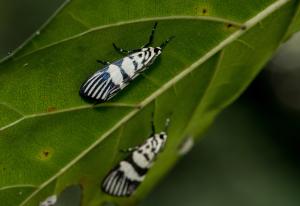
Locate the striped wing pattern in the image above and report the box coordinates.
[102,166,139,197]
[79,69,119,102]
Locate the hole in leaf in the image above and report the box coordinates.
[57,185,82,206]
[102,201,118,206]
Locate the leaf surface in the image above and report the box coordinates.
[0,0,299,205]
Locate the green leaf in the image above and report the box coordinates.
[0,0,299,205]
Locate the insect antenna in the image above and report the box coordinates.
[160,36,175,50]
[150,112,156,136]
[143,22,158,48]
[164,117,171,134]
[96,60,110,66]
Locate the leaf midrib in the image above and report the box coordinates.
[10,0,290,204]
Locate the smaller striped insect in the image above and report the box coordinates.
[101,116,170,197]
[79,22,174,102]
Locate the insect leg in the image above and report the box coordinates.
[113,43,142,54]
[112,43,131,54]
[142,22,158,48]
[160,36,175,50]
[113,43,141,54]
[96,60,111,65]
[112,22,157,53]
[120,147,139,153]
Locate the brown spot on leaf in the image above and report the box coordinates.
[241,25,247,30]
[202,8,207,14]
[37,147,53,160]
[227,24,233,28]
[43,151,49,157]
[224,23,240,31]
[47,106,57,112]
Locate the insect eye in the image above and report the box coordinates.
[159,134,165,140]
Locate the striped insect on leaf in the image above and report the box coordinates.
[102,117,170,197]
[79,22,174,102]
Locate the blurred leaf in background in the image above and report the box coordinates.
[142,32,300,206]
[0,0,65,58]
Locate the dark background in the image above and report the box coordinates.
[1,1,300,205]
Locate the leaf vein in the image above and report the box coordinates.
[14,15,242,61]
[0,184,37,191]
[0,103,139,132]
[0,102,25,116]
[68,11,91,29]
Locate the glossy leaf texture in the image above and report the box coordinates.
[0,0,300,205]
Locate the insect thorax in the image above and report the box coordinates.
[129,47,161,71]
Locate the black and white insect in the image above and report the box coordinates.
[79,22,174,102]
[101,117,170,197]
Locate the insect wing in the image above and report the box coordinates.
[102,165,139,197]
[79,69,116,102]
